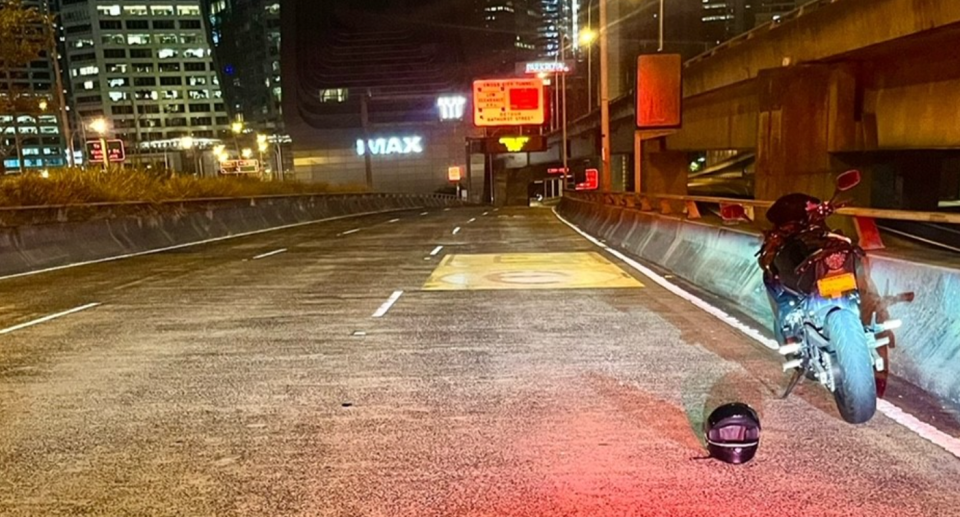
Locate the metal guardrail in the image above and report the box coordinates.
[566,191,960,251]
[686,0,842,67]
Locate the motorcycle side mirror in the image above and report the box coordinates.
[836,170,861,192]
[720,203,747,221]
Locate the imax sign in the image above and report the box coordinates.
[356,136,424,156]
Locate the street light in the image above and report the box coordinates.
[241,148,253,159]
[580,27,598,112]
[179,135,195,150]
[88,117,110,171]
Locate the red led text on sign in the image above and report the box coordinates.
[576,169,599,191]
[86,139,126,163]
[473,78,546,127]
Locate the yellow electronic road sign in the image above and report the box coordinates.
[423,252,644,291]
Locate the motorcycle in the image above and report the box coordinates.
[759,170,900,424]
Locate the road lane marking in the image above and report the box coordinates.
[421,212,428,216]
[0,210,409,283]
[553,207,960,461]
[444,208,450,211]
[423,252,642,291]
[452,227,461,235]
[482,212,489,216]
[372,291,404,318]
[252,248,287,260]
[340,228,360,236]
[388,218,400,223]
[430,246,444,256]
[468,218,476,223]
[0,303,101,336]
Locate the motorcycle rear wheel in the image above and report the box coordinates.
[826,310,877,424]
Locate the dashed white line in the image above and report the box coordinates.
[0,303,101,336]
[553,207,960,461]
[252,248,287,260]
[340,228,360,236]
[372,291,404,318]
[388,218,400,223]
[482,211,489,216]
[430,245,444,256]
[467,218,477,223]
[444,208,451,211]
[420,212,429,216]
[452,227,461,235]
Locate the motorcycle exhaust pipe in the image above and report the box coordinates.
[782,359,803,372]
[778,343,802,356]
[878,319,902,332]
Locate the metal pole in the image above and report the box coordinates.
[100,136,108,171]
[361,93,373,189]
[587,0,593,112]
[658,0,665,52]
[599,0,612,191]
[47,23,74,167]
[561,16,569,178]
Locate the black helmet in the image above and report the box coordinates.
[767,193,821,227]
[704,403,761,464]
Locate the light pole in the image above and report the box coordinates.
[231,120,243,155]
[89,117,109,171]
[599,0,611,191]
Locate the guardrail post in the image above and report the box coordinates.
[854,217,885,251]
[685,200,701,220]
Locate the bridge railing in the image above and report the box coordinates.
[686,0,842,67]
[565,190,960,251]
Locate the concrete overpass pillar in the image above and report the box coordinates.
[639,136,688,212]
[755,64,863,203]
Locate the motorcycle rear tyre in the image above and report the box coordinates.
[826,310,877,424]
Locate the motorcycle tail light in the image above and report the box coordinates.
[824,252,848,271]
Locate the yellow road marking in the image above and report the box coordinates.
[423,252,644,291]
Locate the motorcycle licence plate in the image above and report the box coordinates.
[818,273,857,298]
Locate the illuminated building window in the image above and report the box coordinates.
[320,88,348,103]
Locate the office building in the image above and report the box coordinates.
[283,0,481,193]
[58,0,230,159]
[202,0,282,131]
[0,0,67,172]
[701,0,798,45]
[473,0,540,72]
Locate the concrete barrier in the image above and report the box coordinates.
[0,193,458,278]
[560,195,960,407]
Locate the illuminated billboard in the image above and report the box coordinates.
[473,78,546,127]
[636,54,682,130]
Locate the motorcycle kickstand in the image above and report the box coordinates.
[781,369,804,399]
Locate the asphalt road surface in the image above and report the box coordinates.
[1,207,959,516]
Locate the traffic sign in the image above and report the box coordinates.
[220,159,260,175]
[575,168,599,190]
[636,54,682,129]
[482,135,547,154]
[86,139,125,163]
[473,78,546,127]
[448,166,462,182]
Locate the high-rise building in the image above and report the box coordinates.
[57,0,230,160]
[473,0,540,71]
[201,0,282,131]
[701,0,798,45]
[0,0,66,172]
[701,0,752,45]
